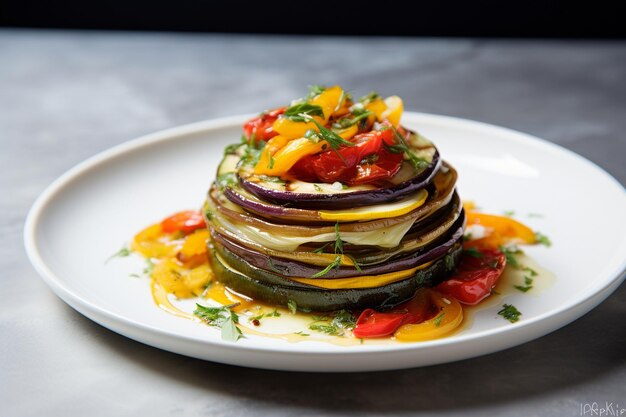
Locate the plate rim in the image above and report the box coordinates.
[24,111,626,358]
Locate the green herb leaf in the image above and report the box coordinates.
[106,246,131,263]
[313,184,323,192]
[257,175,285,184]
[498,304,522,323]
[332,109,372,129]
[386,127,430,171]
[306,85,325,99]
[434,312,445,327]
[312,243,330,254]
[294,331,310,336]
[503,210,515,217]
[216,172,238,190]
[309,255,342,278]
[359,91,380,104]
[334,222,344,254]
[267,258,282,274]
[287,300,298,314]
[535,232,552,247]
[308,309,356,336]
[499,246,522,269]
[523,266,538,277]
[284,102,325,122]
[221,315,243,341]
[301,116,354,154]
[464,247,484,258]
[223,143,241,156]
[249,309,281,322]
[194,303,244,342]
[514,276,534,293]
[345,254,363,273]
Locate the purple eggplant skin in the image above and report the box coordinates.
[238,151,441,210]
[212,209,465,279]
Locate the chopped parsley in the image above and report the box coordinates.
[359,91,380,105]
[106,246,131,263]
[294,331,310,336]
[535,232,552,247]
[524,266,538,277]
[302,116,354,155]
[385,127,429,171]
[497,304,522,323]
[216,172,237,190]
[514,275,534,293]
[194,303,244,342]
[434,312,445,327]
[306,85,325,99]
[309,310,356,336]
[248,309,281,323]
[464,247,484,259]
[499,245,523,269]
[332,108,372,130]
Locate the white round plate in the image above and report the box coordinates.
[24,112,626,372]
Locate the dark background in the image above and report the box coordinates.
[1,0,625,37]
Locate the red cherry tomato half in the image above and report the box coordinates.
[289,128,402,185]
[161,210,206,235]
[243,107,286,142]
[353,289,440,338]
[353,309,414,338]
[436,248,507,305]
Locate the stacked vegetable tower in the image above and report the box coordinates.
[204,86,465,312]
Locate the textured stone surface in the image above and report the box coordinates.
[2,29,625,417]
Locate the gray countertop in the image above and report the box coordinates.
[2,30,625,417]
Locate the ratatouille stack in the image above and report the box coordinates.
[204,86,465,312]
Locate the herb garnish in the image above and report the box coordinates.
[498,304,522,323]
[248,309,281,323]
[309,255,342,278]
[309,310,356,336]
[312,243,330,254]
[267,155,275,169]
[284,103,325,122]
[332,108,372,129]
[385,127,429,171]
[313,184,323,192]
[503,210,515,217]
[499,245,523,269]
[306,85,325,99]
[194,303,244,341]
[106,246,131,263]
[464,247,484,259]
[535,232,552,247]
[223,142,241,156]
[302,115,354,156]
[514,276,534,293]
[287,300,298,314]
[359,91,380,105]
[334,222,344,254]
[434,312,445,327]
[216,172,237,190]
[294,331,310,336]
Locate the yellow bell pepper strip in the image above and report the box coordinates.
[152,258,213,298]
[253,138,328,176]
[394,290,463,341]
[255,135,290,173]
[381,95,403,127]
[365,97,387,120]
[334,124,359,140]
[131,223,180,259]
[272,117,321,140]
[310,85,345,120]
[465,212,536,249]
[177,229,210,267]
